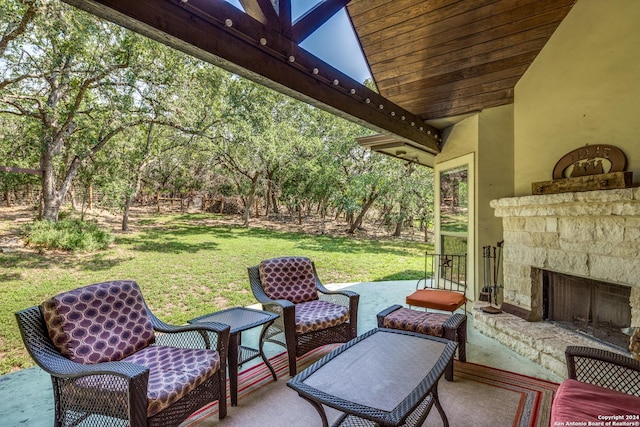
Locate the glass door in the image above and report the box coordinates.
[435,153,475,300]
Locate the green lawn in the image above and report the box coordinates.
[0,212,431,375]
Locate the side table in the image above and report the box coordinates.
[189,306,279,406]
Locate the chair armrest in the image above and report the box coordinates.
[565,345,640,396]
[376,304,404,327]
[34,345,148,382]
[317,284,358,306]
[149,312,229,335]
[147,310,230,354]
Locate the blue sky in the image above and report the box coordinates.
[225,0,371,83]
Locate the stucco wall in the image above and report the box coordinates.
[435,106,514,299]
[478,104,514,254]
[514,0,640,196]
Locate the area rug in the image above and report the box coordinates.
[182,347,559,427]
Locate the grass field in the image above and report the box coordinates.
[0,211,431,375]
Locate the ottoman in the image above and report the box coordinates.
[377,304,466,363]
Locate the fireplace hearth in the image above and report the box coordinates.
[542,270,631,350]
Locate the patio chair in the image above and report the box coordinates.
[247,256,359,376]
[550,346,640,424]
[406,253,468,313]
[15,280,230,427]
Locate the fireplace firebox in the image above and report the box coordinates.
[542,270,631,349]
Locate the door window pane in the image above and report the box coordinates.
[440,167,468,233]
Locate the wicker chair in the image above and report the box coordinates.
[15,280,230,427]
[550,345,640,424]
[248,256,359,376]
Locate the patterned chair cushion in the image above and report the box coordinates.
[74,346,221,418]
[382,307,451,337]
[41,280,155,364]
[124,346,221,417]
[295,300,349,335]
[259,257,319,304]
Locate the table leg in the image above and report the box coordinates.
[445,357,454,381]
[259,320,278,381]
[299,394,329,427]
[228,332,239,406]
[432,386,450,427]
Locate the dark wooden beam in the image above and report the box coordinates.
[0,166,44,175]
[292,0,349,43]
[278,0,292,39]
[238,0,279,31]
[61,0,441,152]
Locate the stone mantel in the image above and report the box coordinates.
[489,187,640,327]
[491,187,640,217]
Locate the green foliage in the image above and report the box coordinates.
[21,219,114,252]
[0,1,436,240]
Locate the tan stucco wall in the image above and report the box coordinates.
[478,104,514,254]
[438,115,478,163]
[514,0,640,196]
[435,105,514,300]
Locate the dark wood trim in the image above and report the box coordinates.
[278,0,292,39]
[238,0,279,30]
[0,166,44,175]
[62,0,441,152]
[292,0,349,43]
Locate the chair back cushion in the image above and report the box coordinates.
[258,257,319,304]
[41,280,155,364]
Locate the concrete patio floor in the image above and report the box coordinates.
[0,280,562,426]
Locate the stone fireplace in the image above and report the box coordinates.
[473,188,640,377]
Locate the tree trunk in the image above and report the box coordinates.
[348,192,378,233]
[393,217,404,237]
[88,184,93,209]
[122,152,149,232]
[243,171,260,227]
[122,195,132,231]
[40,135,83,222]
[271,192,279,214]
[265,174,272,217]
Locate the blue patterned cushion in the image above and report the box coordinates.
[41,280,155,364]
[294,300,349,334]
[259,257,319,304]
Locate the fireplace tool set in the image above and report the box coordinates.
[481,240,503,314]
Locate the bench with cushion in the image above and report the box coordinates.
[406,253,468,313]
[377,304,466,364]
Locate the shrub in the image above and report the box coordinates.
[22,219,114,252]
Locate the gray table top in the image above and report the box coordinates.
[287,328,457,426]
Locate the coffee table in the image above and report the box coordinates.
[287,328,457,427]
[189,306,279,406]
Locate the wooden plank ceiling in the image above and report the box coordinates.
[347,0,577,121]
